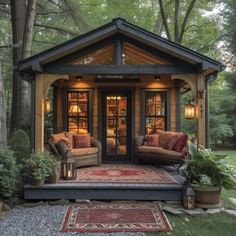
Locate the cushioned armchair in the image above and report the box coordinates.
[49,136,102,168]
[135,130,188,165]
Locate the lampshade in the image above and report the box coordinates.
[45,98,52,113]
[184,101,196,119]
[69,103,81,113]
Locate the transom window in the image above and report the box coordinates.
[145,92,166,134]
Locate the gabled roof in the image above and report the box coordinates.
[19,18,223,73]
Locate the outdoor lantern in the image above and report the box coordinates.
[183,186,195,209]
[45,98,52,113]
[184,101,196,119]
[61,161,77,180]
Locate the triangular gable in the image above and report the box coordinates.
[18,18,223,74]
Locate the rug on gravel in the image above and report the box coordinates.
[59,164,176,184]
[60,203,172,233]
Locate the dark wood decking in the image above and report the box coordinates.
[24,165,186,201]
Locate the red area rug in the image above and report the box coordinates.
[59,164,176,184]
[61,203,172,233]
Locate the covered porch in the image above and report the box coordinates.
[19,18,223,200]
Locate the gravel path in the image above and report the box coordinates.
[0,205,145,236]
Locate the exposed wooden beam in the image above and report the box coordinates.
[43,64,198,75]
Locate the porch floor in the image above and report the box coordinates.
[24,164,186,201]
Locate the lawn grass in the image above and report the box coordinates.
[155,213,236,236]
[215,150,236,210]
[148,150,236,236]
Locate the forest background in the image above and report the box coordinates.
[0,0,235,148]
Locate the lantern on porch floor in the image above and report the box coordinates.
[183,186,195,209]
[184,101,196,119]
[61,161,77,180]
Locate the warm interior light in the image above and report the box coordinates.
[154,75,160,81]
[69,103,81,114]
[184,101,196,119]
[45,98,51,113]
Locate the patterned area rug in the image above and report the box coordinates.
[59,164,176,184]
[61,203,172,233]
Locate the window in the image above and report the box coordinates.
[67,92,89,134]
[144,92,166,134]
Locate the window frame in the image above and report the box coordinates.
[140,89,170,135]
[63,89,93,135]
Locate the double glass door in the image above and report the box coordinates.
[102,92,131,162]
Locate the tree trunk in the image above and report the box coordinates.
[10,0,26,133]
[10,0,36,134]
[0,62,7,147]
[21,0,36,131]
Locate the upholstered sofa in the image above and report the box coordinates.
[48,132,102,168]
[135,130,188,165]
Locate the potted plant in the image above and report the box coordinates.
[25,151,54,186]
[180,142,236,208]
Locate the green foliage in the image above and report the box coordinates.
[180,143,236,189]
[25,151,55,185]
[9,129,31,163]
[0,148,18,199]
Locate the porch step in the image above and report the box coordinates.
[24,183,184,201]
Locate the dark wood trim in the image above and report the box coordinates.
[62,88,93,136]
[140,89,170,135]
[176,87,181,131]
[44,64,197,75]
[114,38,123,65]
[24,183,184,200]
[95,78,140,83]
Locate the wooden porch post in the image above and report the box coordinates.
[196,73,206,147]
[34,74,68,151]
[172,74,207,147]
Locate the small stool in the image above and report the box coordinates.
[61,160,77,180]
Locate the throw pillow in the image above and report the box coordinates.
[65,132,74,148]
[145,134,159,147]
[61,137,72,151]
[51,132,65,144]
[174,134,188,152]
[74,134,91,148]
[163,134,181,150]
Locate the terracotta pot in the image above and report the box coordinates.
[193,185,222,209]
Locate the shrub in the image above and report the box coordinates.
[9,129,30,164]
[0,148,18,199]
[25,151,55,185]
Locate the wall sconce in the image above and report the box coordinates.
[61,161,77,180]
[154,75,160,81]
[184,100,196,119]
[183,186,195,209]
[45,98,52,113]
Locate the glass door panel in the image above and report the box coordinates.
[103,93,131,162]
